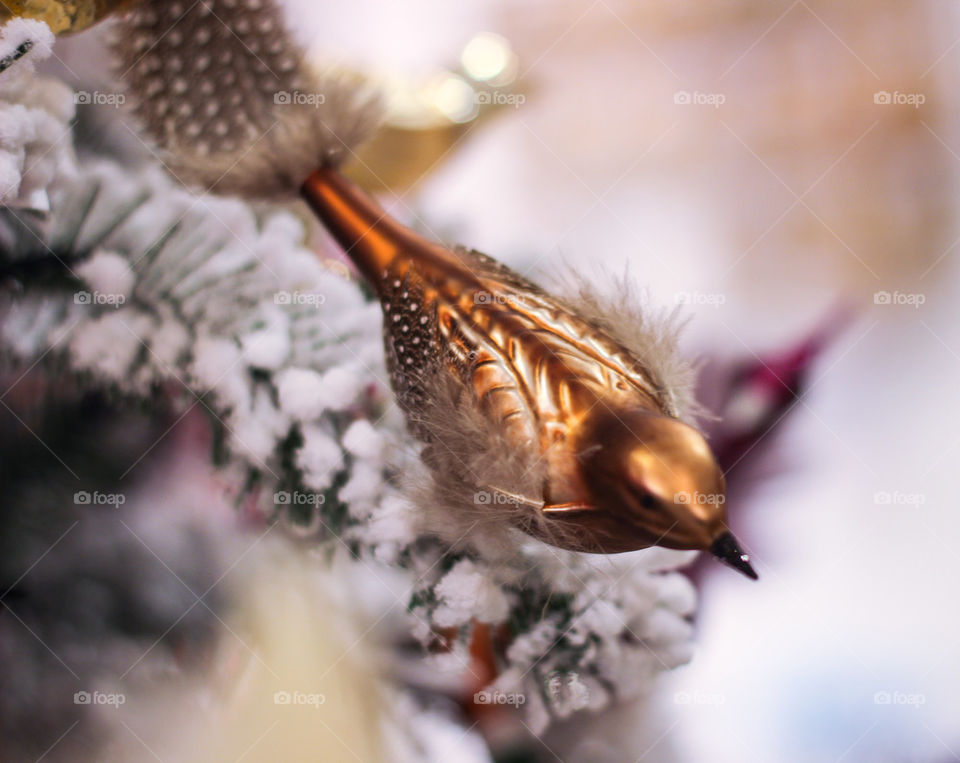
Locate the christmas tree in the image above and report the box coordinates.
[0,8,813,762]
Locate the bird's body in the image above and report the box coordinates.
[304,172,650,504]
[377,244,666,520]
[302,168,757,578]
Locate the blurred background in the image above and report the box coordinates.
[4,0,960,761]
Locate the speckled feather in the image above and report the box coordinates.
[112,0,380,198]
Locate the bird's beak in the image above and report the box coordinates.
[710,532,758,580]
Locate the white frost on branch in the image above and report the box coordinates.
[298,424,345,491]
[0,55,702,741]
[276,367,327,420]
[0,19,76,210]
[342,418,385,462]
[2,153,394,490]
[411,543,699,734]
[432,559,511,628]
[75,250,135,299]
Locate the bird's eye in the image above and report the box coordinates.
[638,492,657,510]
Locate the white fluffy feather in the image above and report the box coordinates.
[552,268,703,423]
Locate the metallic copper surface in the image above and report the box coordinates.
[302,168,756,578]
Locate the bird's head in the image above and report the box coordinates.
[574,406,757,579]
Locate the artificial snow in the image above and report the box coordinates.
[342,418,385,462]
[432,559,511,627]
[276,366,327,421]
[297,424,344,491]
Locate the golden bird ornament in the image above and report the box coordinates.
[302,169,757,579]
